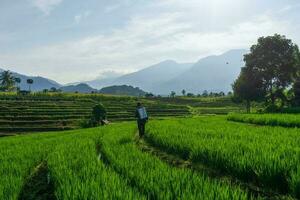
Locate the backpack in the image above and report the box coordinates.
[137,107,148,120]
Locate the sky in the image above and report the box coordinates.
[0,0,300,84]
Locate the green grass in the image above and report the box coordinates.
[47,128,144,199]
[0,120,258,199]
[146,116,300,198]
[227,113,300,128]
[99,123,252,200]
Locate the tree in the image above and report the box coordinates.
[202,90,208,97]
[293,77,300,106]
[50,87,57,92]
[181,89,186,96]
[145,93,155,98]
[187,93,194,97]
[0,71,16,92]
[14,77,21,91]
[233,67,265,113]
[26,79,34,92]
[170,91,176,98]
[244,34,300,105]
[92,104,106,125]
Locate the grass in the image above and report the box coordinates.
[227,113,300,128]
[146,116,300,198]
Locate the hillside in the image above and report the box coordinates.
[111,60,193,92]
[99,85,147,96]
[84,50,247,95]
[0,68,61,91]
[60,83,98,93]
[156,49,248,94]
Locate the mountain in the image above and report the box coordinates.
[96,60,193,91]
[99,85,147,96]
[0,68,61,91]
[156,49,248,94]
[60,83,97,93]
[87,50,246,95]
[85,77,116,89]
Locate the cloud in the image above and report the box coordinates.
[1,0,297,84]
[74,11,91,24]
[104,4,121,13]
[31,0,63,15]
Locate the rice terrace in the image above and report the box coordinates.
[1,1,300,200]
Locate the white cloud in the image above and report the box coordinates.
[104,4,121,13]
[31,0,63,15]
[74,11,91,24]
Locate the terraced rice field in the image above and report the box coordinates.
[0,94,190,133]
[1,115,299,199]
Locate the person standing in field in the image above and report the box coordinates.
[135,102,148,137]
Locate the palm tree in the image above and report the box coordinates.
[14,77,21,91]
[26,79,34,92]
[0,70,16,92]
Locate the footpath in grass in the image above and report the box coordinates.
[0,132,72,200]
[146,116,300,199]
[227,113,300,128]
[0,128,143,200]
[18,162,55,200]
[98,123,255,200]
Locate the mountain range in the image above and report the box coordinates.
[85,49,247,94]
[0,49,247,95]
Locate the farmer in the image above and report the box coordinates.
[135,102,148,137]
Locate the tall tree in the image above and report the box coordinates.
[26,79,34,92]
[170,91,176,98]
[293,77,300,106]
[244,34,300,105]
[0,70,16,92]
[181,89,186,96]
[14,77,21,91]
[233,67,265,113]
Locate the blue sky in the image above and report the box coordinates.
[0,0,300,83]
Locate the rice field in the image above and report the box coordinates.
[2,113,298,199]
[227,113,300,128]
[146,116,300,198]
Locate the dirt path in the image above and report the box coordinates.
[135,134,295,200]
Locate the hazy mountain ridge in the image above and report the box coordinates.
[88,49,247,94]
[157,49,248,94]
[60,83,98,93]
[1,49,248,94]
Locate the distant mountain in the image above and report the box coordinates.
[60,83,97,93]
[99,85,146,96]
[112,60,193,92]
[85,77,116,89]
[86,50,247,95]
[156,49,248,94]
[0,68,61,91]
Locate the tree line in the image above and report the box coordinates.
[0,71,34,92]
[233,34,300,113]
